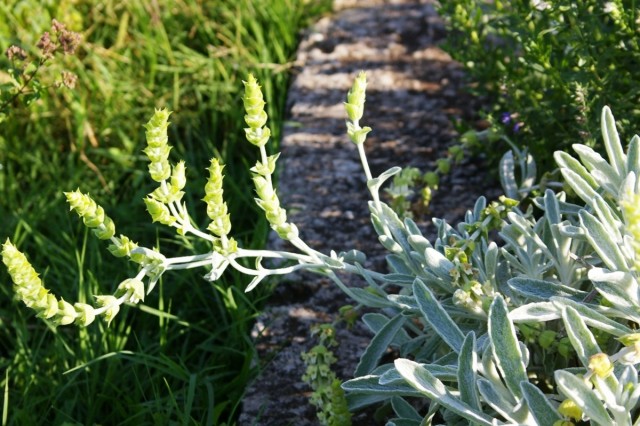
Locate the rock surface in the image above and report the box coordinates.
[239,1,501,424]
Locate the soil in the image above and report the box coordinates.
[238,1,502,424]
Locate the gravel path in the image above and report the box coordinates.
[239,1,501,424]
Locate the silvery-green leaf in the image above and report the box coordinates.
[380,235,403,253]
[601,106,626,177]
[555,151,599,190]
[573,144,621,190]
[509,302,560,322]
[339,249,367,264]
[407,235,432,256]
[557,222,585,238]
[579,210,629,271]
[363,313,411,346]
[342,374,422,397]
[355,314,406,376]
[500,150,519,200]
[391,396,422,421]
[508,277,589,301]
[349,287,394,308]
[627,135,640,175]
[379,364,458,384]
[387,294,419,313]
[404,216,423,236]
[384,273,416,285]
[387,254,414,275]
[589,269,640,311]
[560,168,598,206]
[424,248,455,281]
[484,242,499,286]
[550,297,632,336]
[562,306,601,367]
[520,381,561,425]
[394,359,494,426]
[458,332,481,411]
[592,195,623,240]
[489,295,527,400]
[544,189,561,225]
[386,419,421,426]
[555,370,614,425]
[476,379,517,422]
[413,278,464,353]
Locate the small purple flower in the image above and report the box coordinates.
[501,112,512,124]
[513,122,524,133]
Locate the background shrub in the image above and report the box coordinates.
[437,0,640,173]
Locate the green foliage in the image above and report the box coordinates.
[437,0,640,173]
[0,1,330,423]
[301,324,352,426]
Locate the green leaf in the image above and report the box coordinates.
[508,277,588,301]
[355,314,405,376]
[562,306,601,367]
[489,295,527,400]
[394,359,494,426]
[457,332,481,411]
[560,167,598,206]
[413,278,465,353]
[551,297,632,337]
[579,210,629,271]
[509,302,560,322]
[556,370,614,425]
[554,151,599,190]
[573,144,621,191]
[391,396,422,421]
[520,381,561,425]
[500,150,519,200]
[627,135,640,175]
[601,106,626,177]
[476,379,517,422]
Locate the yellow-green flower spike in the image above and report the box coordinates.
[242,74,271,147]
[65,190,115,239]
[345,71,367,122]
[204,158,232,237]
[621,190,640,271]
[144,197,176,226]
[345,71,372,145]
[143,109,172,182]
[252,175,298,240]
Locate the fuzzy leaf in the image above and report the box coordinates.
[458,332,481,411]
[390,396,422,421]
[508,277,588,301]
[394,359,494,426]
[489,295,527,400]
[561,168,598,206]
[500,150,519,199]
[627,135,640,174]
[509,302,560,322]
[579,210,629,271]
[556,370,614,425]
[413,278,465,353]
[355,314,405,377]
[520,381,561,425]
[476,379,517,422]
[562,306,601,368]
[601,106,626,177]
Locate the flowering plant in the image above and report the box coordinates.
[4,72,640,425]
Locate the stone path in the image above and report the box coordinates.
[239,1,501,424]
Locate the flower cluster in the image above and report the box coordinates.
[344,71,371,145]
[65,189,116,239]
[242,74,271,147]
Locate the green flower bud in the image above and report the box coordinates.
[588,353,613,378]
[143,144,172,163]
[64,190,115,239]
[74,303,96,326]
[117,278,145,304]
[242,74,271,147]
[95,295,120,326]
[558,399,582,420]
[144,197,176,225]
[148,159,171,182]
[144,108,171,148]
[436,158,451,174]
[38,293,59,319]
[170,160,187,190]
[108,235,139,259]
[55,299,77,325]
[244,127,271,147]
[204,158,232,238]
[345,71,367,122]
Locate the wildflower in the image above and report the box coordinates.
[588,353,614,378]
[5,45,27,61]
[558,398,582,420]
[620,190,640,270]
[204,158,232,238]
[61,71,78,89]
[242,74,270,147]
[501,112,512,124]
[37,32,55,58]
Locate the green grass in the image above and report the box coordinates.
[0,0,331,423]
